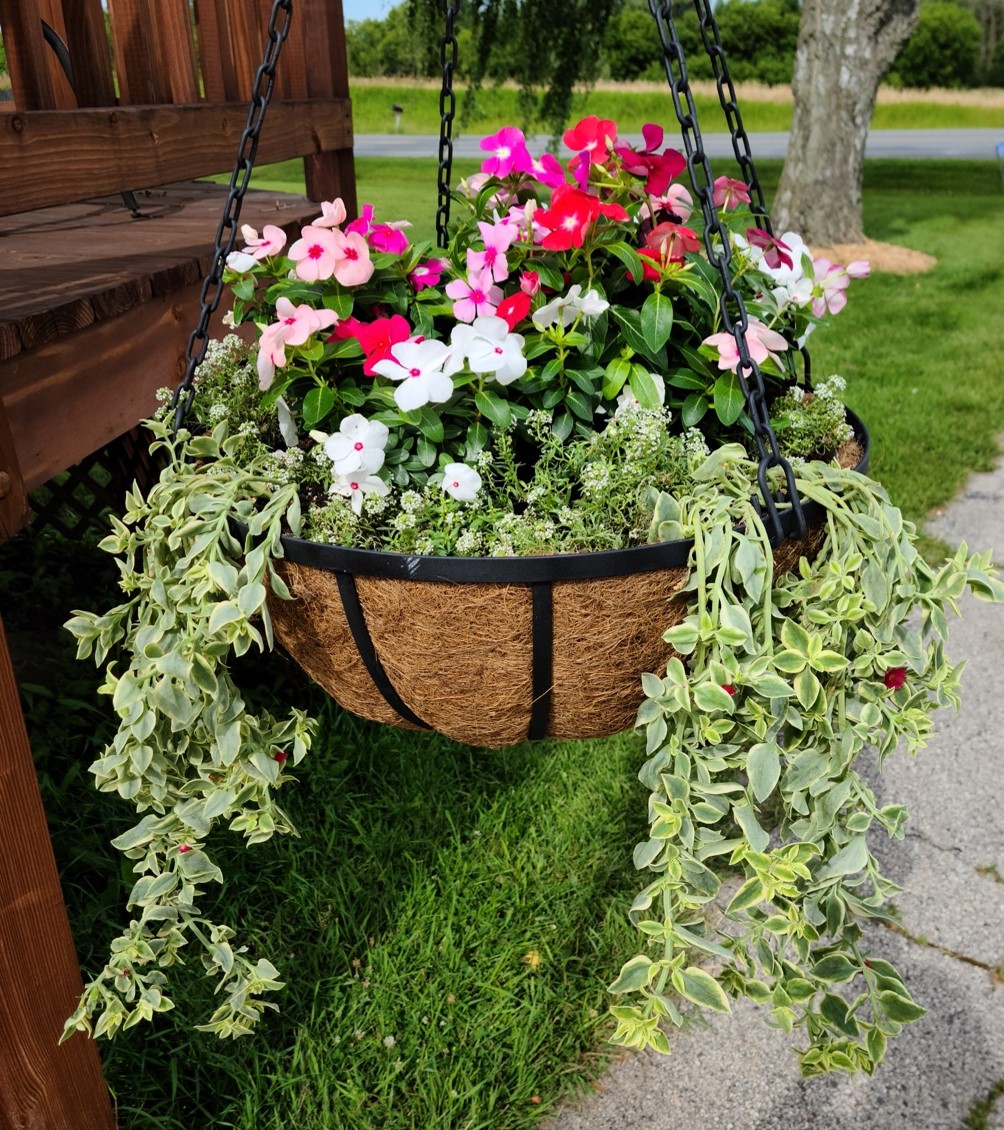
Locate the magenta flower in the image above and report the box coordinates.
[466,220,517,283]
[884,667,907,690]
[288,225,341,281]
[525,151,566,190]
[410,257,449,292]
[713,176,751,210]
[703,317,789,373]
[746,228,793,271]
[480,126,531,178]
[445,268,503,323]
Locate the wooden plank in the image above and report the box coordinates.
[0,0,57,109]
[1,281,224,490]
[0,612,116,1128]
[61,0,118,107]
[271,0,308,102]
[36,0,79,109]
[0,398,30,540]
[193,0,227,103]
[153,0,201,105]
[107,0,172,105]
[0,99,353,214]
[215,0,259,103]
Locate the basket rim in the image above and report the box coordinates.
[267,410,869,584]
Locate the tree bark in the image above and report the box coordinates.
[773,0,918,245]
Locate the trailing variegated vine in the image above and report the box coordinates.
[608,444,1004,1075]
[61,419,317,1042]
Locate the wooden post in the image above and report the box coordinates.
[0,611,116,1130]
[0,399,31,541]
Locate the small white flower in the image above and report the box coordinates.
[372,340,455,413]
[449,316,527,385]
[532,285,609,330]
[322,413,389,476]
[329,471,389,516]
[225,250,257,274]
[441,463,482,502]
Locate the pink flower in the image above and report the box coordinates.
[846,260,871,279]
[520,270,540,296]
[410,258,449,292]
[178,844,192,854]
[703,317,789,373]
[713,176,751,210]
[240,222,287,260]
[644,221,701,263]
[811,258,850,317]
[746,228,793,271]
[480,126,531,178]
[288,225,341,281]
[525,151,566,190]
[257,297,338,388]
[369,223,410,255]
[466,220,517,283]
[312,199,347,228]
[445,268,503,323]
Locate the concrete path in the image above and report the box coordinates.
[547,457,1004,1130]
[355,129,1004,162]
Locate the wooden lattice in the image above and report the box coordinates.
[29,426,162,539]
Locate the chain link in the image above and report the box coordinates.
[648,0,805,542]
[170,0,293,435]
[435,2,459,249]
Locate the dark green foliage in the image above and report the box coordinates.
[889,1,983,87]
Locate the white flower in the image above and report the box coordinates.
[322,413,389,476]
[449,316,527,385]
[441,463,482,502]
[372,340,455,413]
[329,471,389,516]
[276,396,298,448]
[531,285,609,330]
[225,250,257,273]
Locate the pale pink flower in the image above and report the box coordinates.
[441,463,482,502]
[811,258,850,317]
[466,221,517,283]
[329,229,375,287]
[712,176,751,210]
[288,225,341,281]
[445,268,503,323]
[256,297,338,389]
[703,317,789,373]
[639,183,694,226]
[312,199,348,228]
[846,260,871,279]
[240,222,287,259]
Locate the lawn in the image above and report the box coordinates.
[3,157,1004,1128]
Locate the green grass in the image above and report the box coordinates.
[5,158,1004,1127]
[348,81,1004,135]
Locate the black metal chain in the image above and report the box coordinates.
[435,1,459,249]
[648,0,805,544]
[170,0,293,435]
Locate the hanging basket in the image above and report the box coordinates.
[264,418,869,747]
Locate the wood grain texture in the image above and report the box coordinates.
[0,183,321,360]
[61,0,118,108]
[155,0,202,104]
[0,614,116,1129]
[193,0,228,104]
[107,0,171,105]
[0,0,57,110]
[0,399,30,541]
[0,99,353,214]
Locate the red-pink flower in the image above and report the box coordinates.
[722,684,736,696]
[273,750,289,763]
[496,291,532,330]
[563,115,618,165]
[644,221,701,264]
[536,185,626,251]
[179,844,192,854]
[480,126,532,178]
[614,126,685,195]
[884,667,907,690]
[520,270,540,296]
[746,228,793,270]
[332,314,411,376]
[713,176,751,210]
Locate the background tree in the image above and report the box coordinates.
[887,1,982,88]
[773,0,919,244]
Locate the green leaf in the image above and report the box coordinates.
[732,803,770,853]
[693,683,735,713]
[208,601,242,636]
[565,388,595,421]
[301,386,335,428]
[794,667,822,711]
[726,876,766,913]
[673,966,731,1013]
[608,955,656,994]
[747,742,781,802]
[820,992,859,1036]
[681,392,708,427]
[417,406,445,442]
[812,953,858,982]
[713,372,744,425]
[641,291,674,352]
[607,240,645,283]
[551,411,573,441]
[603,356,633,400]
[475,388,512,429]
[877,991,927,1024]
[816,835,869,880]
[628,367,662,409]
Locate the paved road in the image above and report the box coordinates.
[356,129,1003,161]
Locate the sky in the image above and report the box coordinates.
[343,0,399,23]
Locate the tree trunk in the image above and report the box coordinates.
[773,0,918,245]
